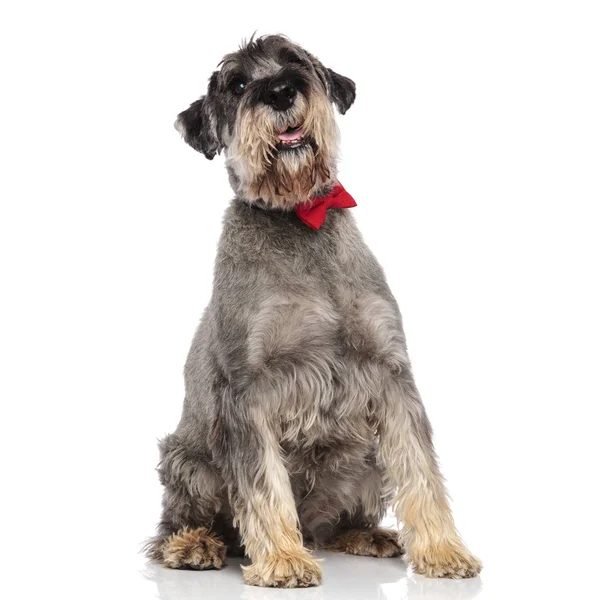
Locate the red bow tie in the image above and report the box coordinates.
[295,183,357,230]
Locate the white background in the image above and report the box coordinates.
[1,2,599,599]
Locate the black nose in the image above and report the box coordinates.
[261,82,297,111]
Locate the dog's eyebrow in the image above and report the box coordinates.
[224,70,248,86]
[218,54,243,75]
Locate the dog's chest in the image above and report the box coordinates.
[246,284,407,447]
[245,215,407,372]
[226,206,409,443]
[247,288,404,373]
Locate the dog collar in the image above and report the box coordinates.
[295,183,357,230]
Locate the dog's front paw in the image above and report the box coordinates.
[410,541,482,579]
[243,550,322,588]
[162,527,226,570]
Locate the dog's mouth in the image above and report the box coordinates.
[276,124,307,150]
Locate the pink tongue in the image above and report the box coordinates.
[278,127,304,142]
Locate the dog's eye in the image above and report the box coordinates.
[231,80,246,96]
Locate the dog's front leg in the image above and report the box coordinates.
[379,373,482,578]
[222,409,322,588]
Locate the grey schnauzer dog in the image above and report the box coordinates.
[146,34,481,587]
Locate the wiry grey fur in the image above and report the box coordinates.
[146,34,481,586]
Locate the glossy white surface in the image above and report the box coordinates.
[143,553,484,600]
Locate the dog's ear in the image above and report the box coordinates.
[175,72,222,159]
[307,53,356,115]
[324,68,356,115]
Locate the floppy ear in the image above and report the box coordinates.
[175,72,222,159]
[325,68,356,115]
[306,53,356,114]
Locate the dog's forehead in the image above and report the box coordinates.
[220,53,280,80]
[219,38,305,80]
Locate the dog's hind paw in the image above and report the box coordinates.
[161,527,226,570]
[243,550,322,588]
[326,528,404,557]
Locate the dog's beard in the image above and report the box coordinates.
[226,86,339,210]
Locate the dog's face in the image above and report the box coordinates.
[176,35,356,209]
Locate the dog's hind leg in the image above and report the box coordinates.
[378,373,482,578]
[145,433,230,570]
[314,463,403,558]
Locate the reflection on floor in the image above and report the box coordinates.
[143,551,483,600]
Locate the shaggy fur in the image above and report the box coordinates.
[146,34,481,587]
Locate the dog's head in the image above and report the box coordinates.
[176,34,356,209]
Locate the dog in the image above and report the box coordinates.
[146,34,482,587]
